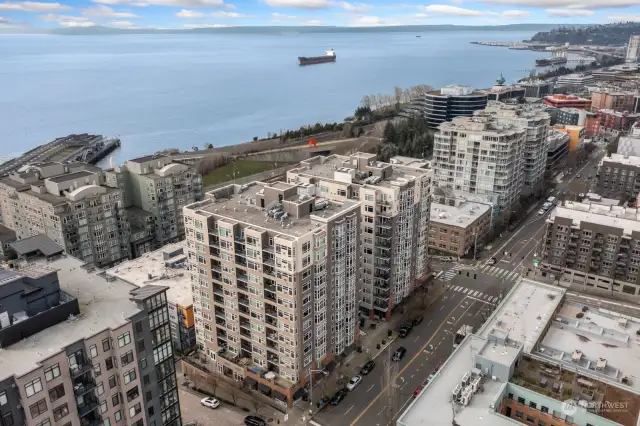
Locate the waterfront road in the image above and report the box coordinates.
[314,275,506,426]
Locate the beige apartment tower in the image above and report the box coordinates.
[183,180,360,407]
[286,152,432,320]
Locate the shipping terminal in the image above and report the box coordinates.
[298,49,336,66]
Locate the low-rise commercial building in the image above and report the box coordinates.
[599,109,640,134]
[555,72,596,88]
[546,130,570,175]
[429,201,491,257]
[397,276,640,426]
[552,124,585,153]
[0,236,181,426]
[543,94,591,110]
[105,241,197,354]
[184,180,361,406]
[542,201,640,297]
[286,152,432,319]
[590,89,637,113]
[554,108,600,137]
[596,153,640,200]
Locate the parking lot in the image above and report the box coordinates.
[179,388,247,426]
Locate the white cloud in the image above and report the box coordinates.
[176,8,205,17]
[421,4,483,16]
[183,22,231,27]
[348,15,383,26]
[110,19,142,27]
[546,8,593,16]
[93,0,235,9]
[60,20,96,27]
[211,11,248,17]
[608,14,640,21]
[82,5,139,18]
[478,0,637,9]
[303,19,325,25]
[39,13,89,22]
[263,0,332,9]
[271,12,297,19]
[500,9,529,19]
[338,2,371,13]
[0,1,69,12]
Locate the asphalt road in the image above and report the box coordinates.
[179,388,247,426]
[313,274,513,426]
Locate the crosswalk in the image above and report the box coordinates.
[440,264,465,281]
[439,264,520,282]
[449,285,502,304]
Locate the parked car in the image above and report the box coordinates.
[413,383,425,397]
[244,416,267,426]
[398,323,413,338]
[576,173,581,178]
[200,397,220,409]
[346,375,363,391]
[360,360,375,375]
[486,257,496,266]
[427,372,436,382]
[392,347,407,361]
[412,316,424,326]
[329,389,347,405]
[537,209,545,216]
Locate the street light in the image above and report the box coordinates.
[308,368,328,409]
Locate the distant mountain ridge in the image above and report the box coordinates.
[0,23,579,36]
[530,22,640,45]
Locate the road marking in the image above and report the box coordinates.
[377,406,386,416]
[427,320,432,326]
[345,405,354,415]
[366,384,375,392]
[413,336,420,343]
[440,305,444,311]
[349,300,472,426]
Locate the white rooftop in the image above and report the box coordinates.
[581,193,621,206]
[0,255,140,380]
[602,153,640,167]
[550,202,640,235]
[430,202,491,229]
[477,278,564,353]
[105,241,193,307]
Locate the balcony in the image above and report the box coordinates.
[264,290,276,302]
[239,304,250,315]
[237,281,249,292]
[265,316,278,327]
[240,328,252,338]
[80,412,102,426]
[377,228,392,239]
[266,339,278,350]
[77,396,99,417]
[215,317,226,327]
[264,266,275,277]
[70,360,93,378]
[73,377,96,396]
[210,247,220,257]
[215,308,226,319]
[376,238,391,248]
[213,294,225,305]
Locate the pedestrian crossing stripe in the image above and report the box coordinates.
[446,286,503,305]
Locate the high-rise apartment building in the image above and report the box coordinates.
[542,201,640,297]
[0,236,181,426]
[433,114,526,221]
[483,102,551,190]
[183,181,360,406]
[596,153,640,200]
[105,154,203,253]
[407,85,488,129]
[0,163,131,268]
[286,152,432,320]
[626,35,640,63]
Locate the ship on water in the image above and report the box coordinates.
[298,49,336,66]
[535,56,567,67]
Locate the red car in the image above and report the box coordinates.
[413,383,425,397]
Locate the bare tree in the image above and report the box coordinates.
[373,120,388,139]
[249,397,265,415]
[229,381,243,406]
[208,374,219,397]
[394,86,403,105]
[361,95,372,109]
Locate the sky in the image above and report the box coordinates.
[0,0,639,30]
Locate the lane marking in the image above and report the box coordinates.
[366,384,375,392]
[345,405,354,415]
[350,300,473,426]
[413,336,420,343]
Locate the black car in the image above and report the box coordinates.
[412,316,423,326]
[244,415,267,426]
[392,347,407,361]
[329,388,347,405]
[360,360,375,375]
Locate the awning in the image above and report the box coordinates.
[258,383,271,395]
[273,391,287,402]
[244,377,258,388]
[292,388,307,400]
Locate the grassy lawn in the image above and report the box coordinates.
[202,160,290,187]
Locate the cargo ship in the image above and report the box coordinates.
[298,49,336,66]
[535,56,567,67]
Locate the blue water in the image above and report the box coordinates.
[0,31,542,164]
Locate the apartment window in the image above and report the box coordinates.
[109,375,118,389]
[143,375,150,385]
[112,393,120,407]
[127,386,140,403]
[100,400,108,414]
[2,413,13,426]
[102,338,111,352]
[148,406,155,416]
[53,403,69,421]
[35,419,51,426]
[94,363,102,377]
[529,401,537,409]
[517,397,525,404]
[515,411,524,418]
[121,351,134,366]
[538,421,546,426]
[129,402,142,418]
[141,358,148,370]
[29,398,47,419]
[145,390,152,402]
[48,384,65,402]
[124,369,137,385]
[0,391,6,406]
[89,344,98,358]
[44,364,61,382]
[540,405,548,413]
[25,378,43,397]
[118,332,131,348]
[138,340,146,352]
[135,321,143,333]
[115,410,123,422]
[103,418,112,426]
[106,358,114,371]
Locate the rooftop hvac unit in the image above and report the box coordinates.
[572,349,583,363]
[596,358,607,371]
[461,372,470,386]
[452,384,462,399]
[618,318,628,328]
[470,376,481,392]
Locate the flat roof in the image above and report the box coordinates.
[128,153,168,164]
[398,334,518,426]
[188,183,360,238]
[539,301,640,394]
[389,156,432,169]
[0,255,141,380]
[430,202,491,228]
[46,170,96,184]
[477,279,565,353]
[550,202,640,234]
[602,153,640,167]
[105,241,193,307]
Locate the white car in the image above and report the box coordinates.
[538,209,545,215]
[200,397,220,409]
[346,375,363,391]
